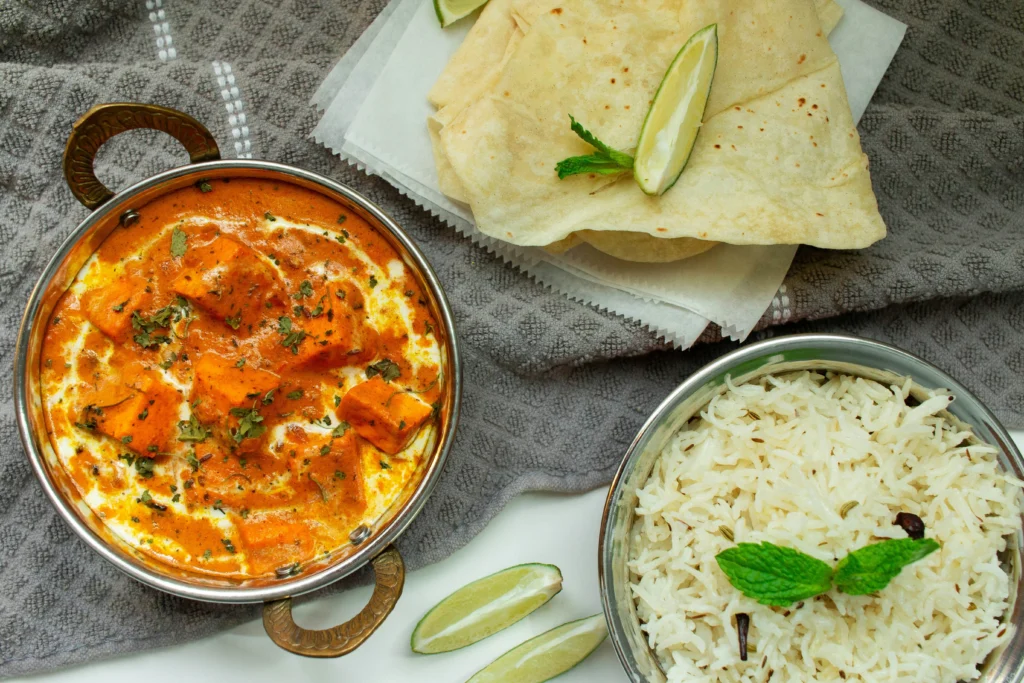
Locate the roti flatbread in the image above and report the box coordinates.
[436,0,884,251]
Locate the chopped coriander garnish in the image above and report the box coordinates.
[366,358,401,382]
[186,452,200,471]
[112,300,129,313]
[333,395,341,407]
[135,457,155,479]
[158,351,177,370]
[178,413,210,442]
[170,227,187,258]
[202,549,212,560]
[319,444,331,456]
[334,470,346,480]
[264,211,277,222]
[235,358,246,369]
[331,421,351,438]
[229,405,266,443]
[379,459,391,470]
[196,180,213,193]
[337,214,347,224]
[292,280,314,300]
[213,499,224,512]
[286,389,303,400]
[225,312,242,330]
[117,453,136,467]
[172,493,181,503]
[277,316,307,354]
[368,275,378,288]
[138,407,149,421]
[121,435,133,444]
[263,388,276,405]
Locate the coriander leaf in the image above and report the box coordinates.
[286,389,303,400]
[135,457,155,479]
[833,538,940,596]
[196,180,213,193]
[170,227,187,258]
[225,312,242,330]
[555,115,634,179]
[230,405,266,443]
[177,413,210,443]
[331,420,350,438]
[366,358,400,382]
[715,542,833,607]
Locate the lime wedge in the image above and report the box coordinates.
[633,24,719,196]
[466,613,608,683]
[435,0,490,28]
[411,563,563,654]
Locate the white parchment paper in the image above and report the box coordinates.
[312,0,905,346]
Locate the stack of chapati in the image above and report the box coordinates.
[428,0,887,263]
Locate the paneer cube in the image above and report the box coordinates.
[237,515,314,577]
[81,277,154,343]
[82,383,179,457]
[191,353,280,425]
[337,377,433,454]
[289,429,365,511]
[275,313,379,372]
[171,235,284,332]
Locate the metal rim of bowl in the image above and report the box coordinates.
[13,159,462,604]
[598,333,1024,683]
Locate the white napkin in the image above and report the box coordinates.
[312,0,905,346]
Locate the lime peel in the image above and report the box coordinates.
[634,23,719,196]
[411,563,563,654]
[466,613,608,683]
[435,0,490,28]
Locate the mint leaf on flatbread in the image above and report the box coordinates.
[833,538,940,596]
[555,115,634,179]
[715,542,833,607]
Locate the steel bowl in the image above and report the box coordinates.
[599,333,1024,682]
[13,103,462,657]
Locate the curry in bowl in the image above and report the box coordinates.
[39,177,443,580]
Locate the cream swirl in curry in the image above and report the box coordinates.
[40,178,442,579]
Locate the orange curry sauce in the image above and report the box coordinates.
[40,178,442,579]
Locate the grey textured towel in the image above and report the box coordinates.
[0,0,1022,676]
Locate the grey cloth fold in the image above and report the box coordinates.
[0,0,1022,676]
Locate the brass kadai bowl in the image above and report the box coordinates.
[12,103,462,657]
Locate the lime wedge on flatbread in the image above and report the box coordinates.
[436,0,491,28]
[411,563,562,654]
[633,24,718,196]
[466,613,608,683]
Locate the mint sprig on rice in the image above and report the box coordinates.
[716,538,940,607]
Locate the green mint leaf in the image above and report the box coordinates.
[715,542,833,607]
[170,227,187,258]
[554,115,635,179]
[556,154,635,179]
[833,538,940,596]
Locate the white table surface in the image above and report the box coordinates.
[20,430,1024,683]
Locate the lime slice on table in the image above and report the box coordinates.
[466,614,608,683]
[633,24,719,196]
[435,0,490,28]
[411,563,563,654]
